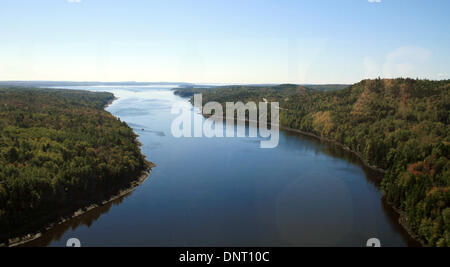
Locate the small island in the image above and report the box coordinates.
[0,87,153,246]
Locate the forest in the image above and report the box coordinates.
[175,78,450,247]
[0,87,151,244]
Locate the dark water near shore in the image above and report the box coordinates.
[27,85,418,247]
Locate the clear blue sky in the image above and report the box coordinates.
[1,0,449,84]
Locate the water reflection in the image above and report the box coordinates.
[23,193,132,247]
[24,126,420,247]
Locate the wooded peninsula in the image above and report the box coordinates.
[0,87,152,245]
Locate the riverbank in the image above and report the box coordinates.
[201,113,384,173]
[1,94,154,247]
[279,125,425,246]
[4,165,153,247]
[201,113,423,246]
[388,202,426,247]
[104,96,119,109]
[279,126,386,174]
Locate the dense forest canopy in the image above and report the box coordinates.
[0,87,151,244]
[175,78,450,247]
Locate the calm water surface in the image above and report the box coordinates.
[27,85,418,247]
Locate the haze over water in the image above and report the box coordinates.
[27,85,417,247]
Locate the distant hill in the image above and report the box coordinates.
[175,78,450,247]
[173,84,310,98]
[173,83,350,98]
[0,81,190,88]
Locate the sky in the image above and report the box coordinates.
[0,0,449,84]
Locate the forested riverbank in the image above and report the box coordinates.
[0,87,152,246]
[174,78,450,247]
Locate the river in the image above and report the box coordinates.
[26,85,418,247]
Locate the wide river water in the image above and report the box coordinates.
[27,85,418,247]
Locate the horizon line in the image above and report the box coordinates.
[1,77,448,87]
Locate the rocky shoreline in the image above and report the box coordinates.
[3,165,154,247]
[104,97,119,109]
